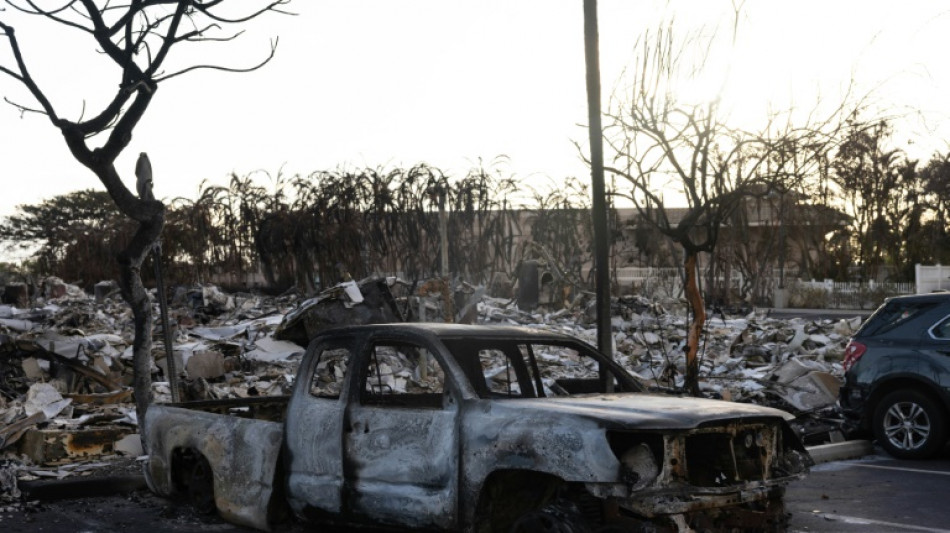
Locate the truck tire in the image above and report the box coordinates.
[509,504,587,533]
[188,454,216,514]
[510,510,579,533]
[873,389,948,459]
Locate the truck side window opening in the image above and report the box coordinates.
[524,343,609,396]
[362,343,446,408]
[480,348,520,397]
[309,347,351,399]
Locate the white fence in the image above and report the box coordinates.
[614,267,684,298]
[615,266,917,309]
[916,264,950,294]
[787,279,915,309]
[614,267,751,301]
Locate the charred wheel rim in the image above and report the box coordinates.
[882,400,932,451]
[189,456,216,514]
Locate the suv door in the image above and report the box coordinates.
[344,338,460,529]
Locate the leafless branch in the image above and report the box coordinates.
[194,0,293,24]
[3,95,44,116]
[156,36,276,82]
[0,19,61,121]
[7,1,92,34]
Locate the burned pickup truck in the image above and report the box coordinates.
[144,323,811,532]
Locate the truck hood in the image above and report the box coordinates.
[506,393,794,430]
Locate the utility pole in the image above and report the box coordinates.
[583,0,614,367]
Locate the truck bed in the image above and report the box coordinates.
[164,395,290,422]
[144,399,288,531]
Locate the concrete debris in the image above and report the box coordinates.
[114,433,144,457]
[0,274,859,500]
[0,460,19,502]
[777,371,841,412]
[184,350,226,380]
[770,357,828,384]
[20,358,44,380]
[20,426,134,465]
[24,384,71,420]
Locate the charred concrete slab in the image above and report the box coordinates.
[184,350,226,380]
[20,427,134,466]
[806,440,874,464]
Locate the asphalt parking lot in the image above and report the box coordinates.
[5,445,950,532]
[787,446,950,532]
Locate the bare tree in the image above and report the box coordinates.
[601,21,842,395]
[0,0,290,429]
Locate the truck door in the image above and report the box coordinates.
[285,339,353,520]
[344,339,460,530]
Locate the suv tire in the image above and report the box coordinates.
[873,389,947,459]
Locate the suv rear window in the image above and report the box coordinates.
[930,315,950,339]
[861,301,938,336]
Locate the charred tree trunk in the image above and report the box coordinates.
[683,251,705,397]
[119,212,164,428]
[59,90,165,440]
[1,0,290,453]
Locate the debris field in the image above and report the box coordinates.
[0,276,857,504]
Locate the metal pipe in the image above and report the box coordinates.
[153,244,180,403]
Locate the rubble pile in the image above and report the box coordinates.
[0,279,307,490]
[0,276,860,500]
[477,294,856,422]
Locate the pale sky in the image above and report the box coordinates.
[1,0,949,239]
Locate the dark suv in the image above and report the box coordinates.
[839,292,950,458]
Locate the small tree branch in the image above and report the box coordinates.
[156,37,277,82]
[7,1,93,34]
[0,20,62,122]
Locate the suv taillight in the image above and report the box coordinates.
[842,341,867,371]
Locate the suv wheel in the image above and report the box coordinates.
[873,390,947,459]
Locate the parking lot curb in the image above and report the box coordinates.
[806,440,874,464]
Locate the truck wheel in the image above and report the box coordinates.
[509,508,583,533]
[188,455,216,514]
[873,389,948,459]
